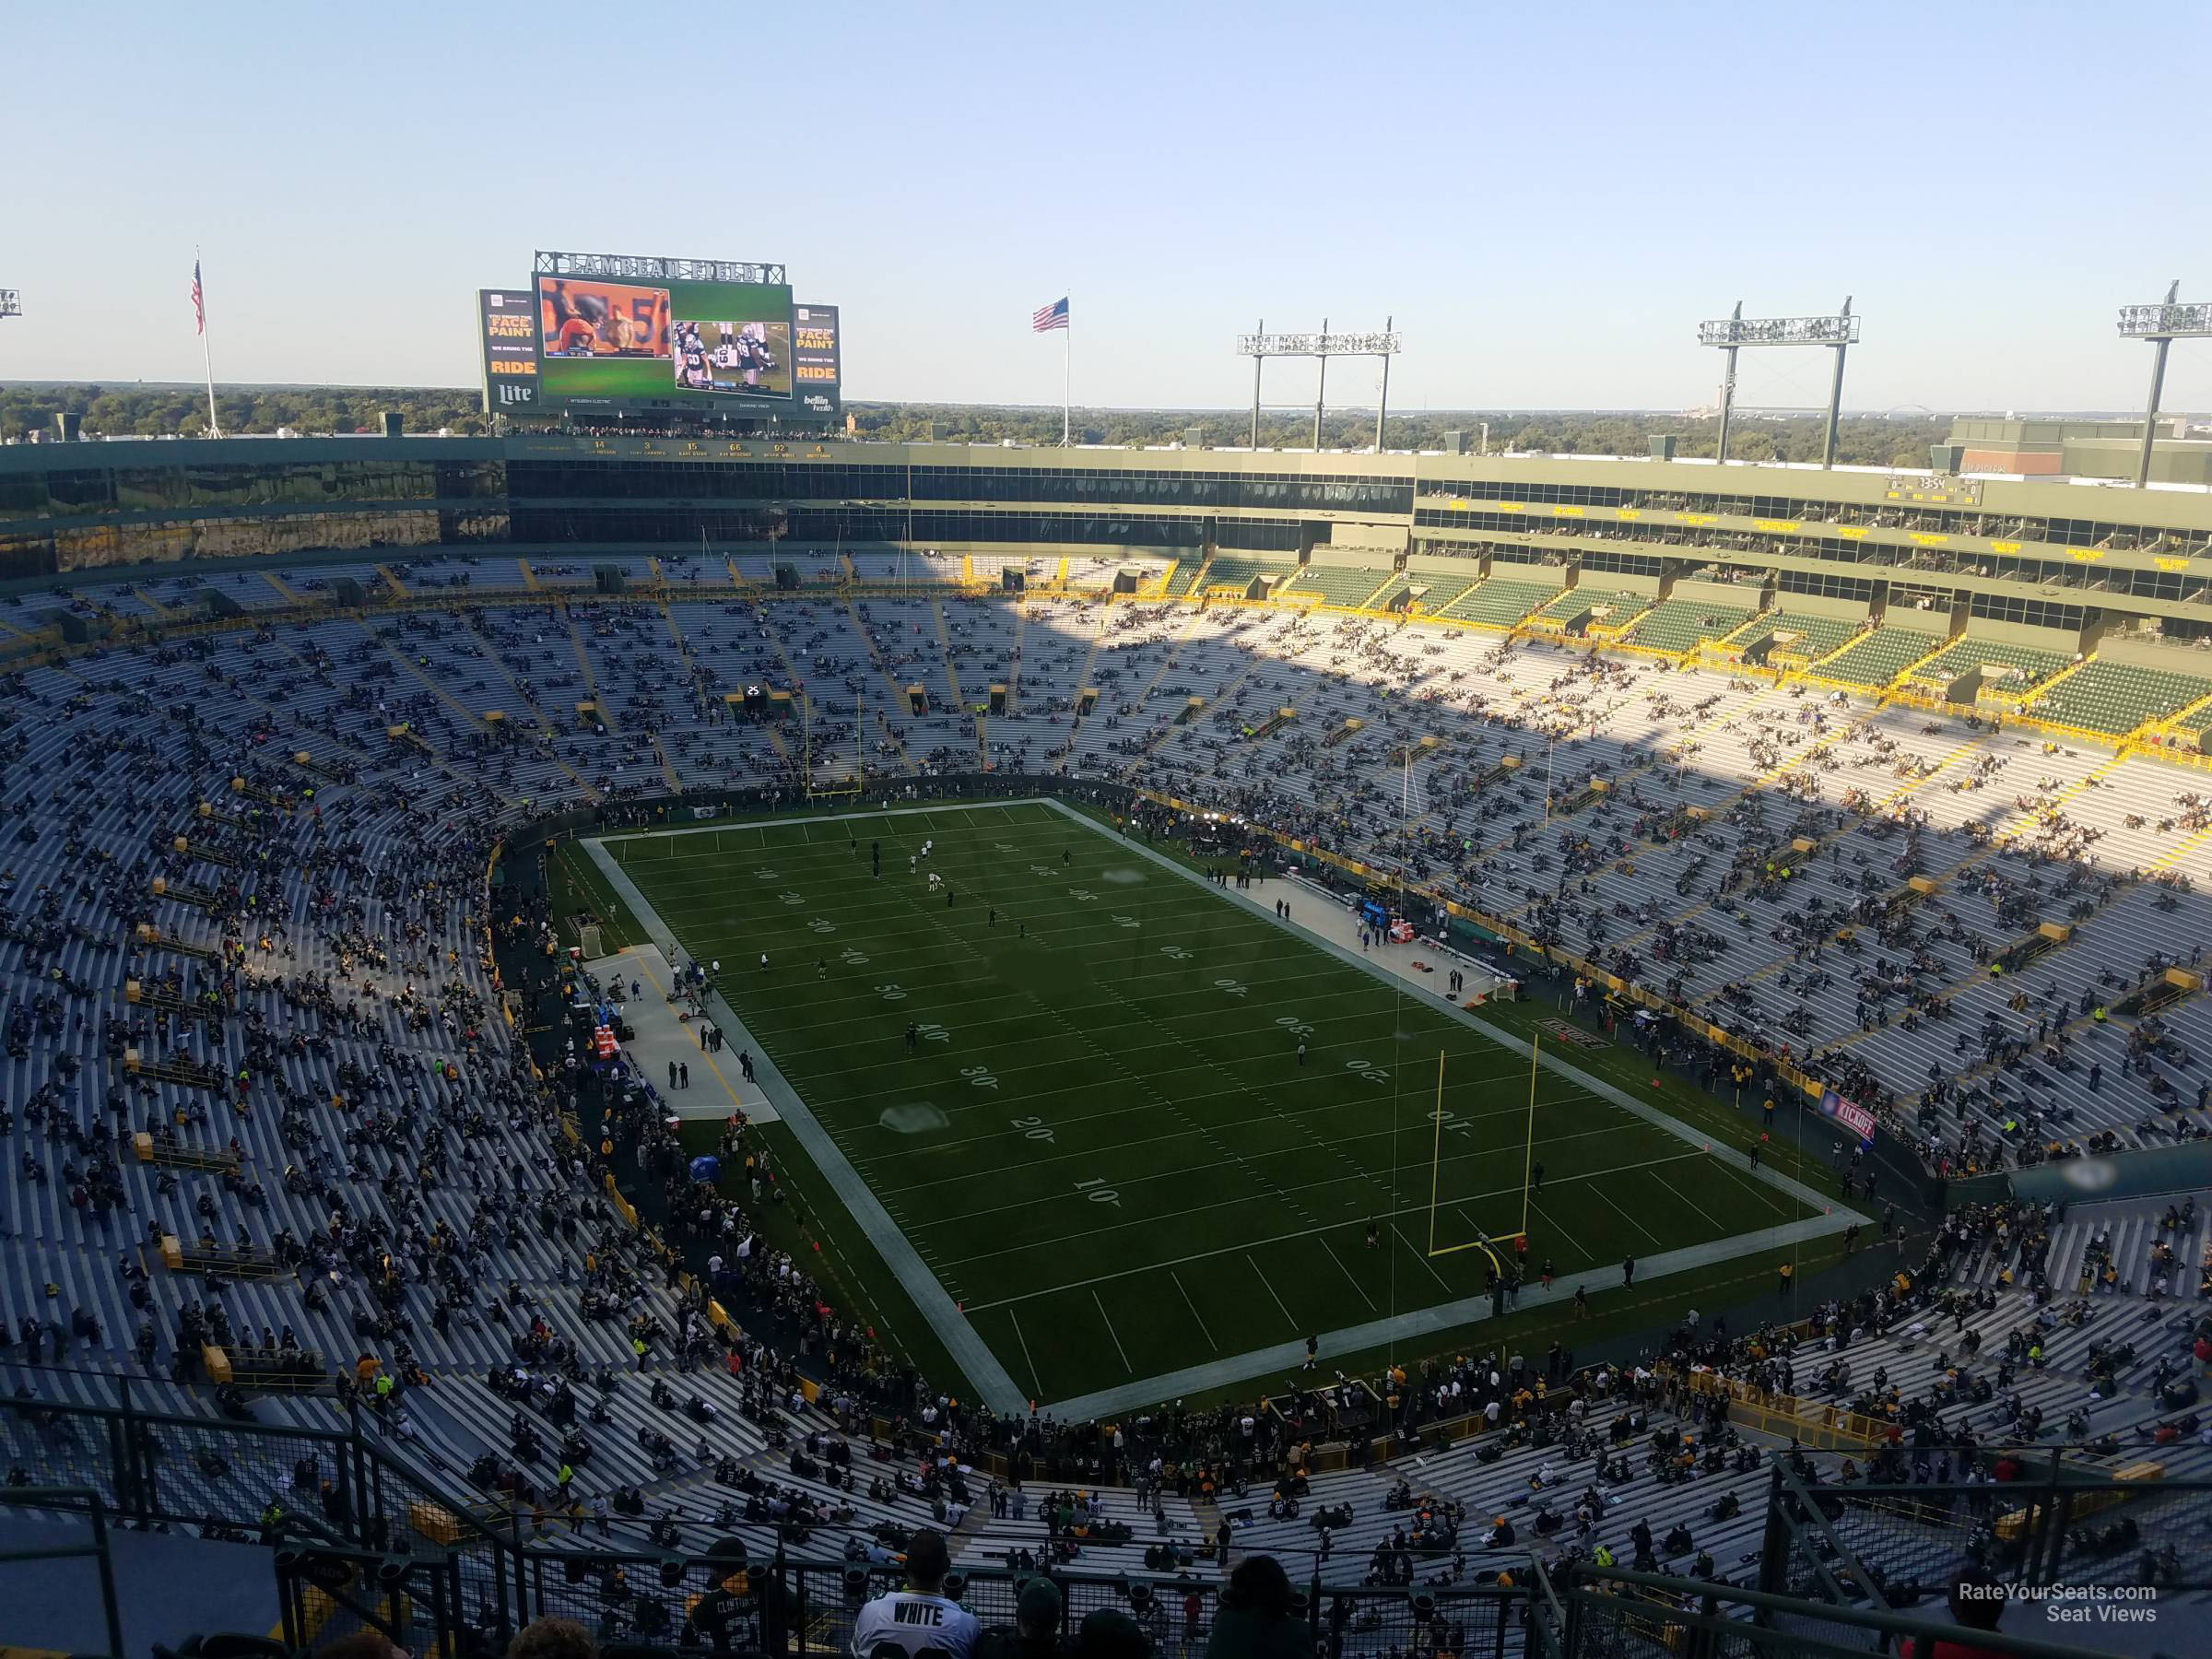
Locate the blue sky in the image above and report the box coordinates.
[6,1,2210,413]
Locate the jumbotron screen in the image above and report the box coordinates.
[535,273,795,406]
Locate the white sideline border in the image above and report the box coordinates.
[582,795,1868,1423]
[583,818,1030,1416]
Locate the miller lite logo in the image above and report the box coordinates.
[498,383,536,407]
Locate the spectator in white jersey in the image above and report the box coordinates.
[851,1528,978,1659]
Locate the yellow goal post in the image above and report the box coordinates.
[1424,1033,1540,1275]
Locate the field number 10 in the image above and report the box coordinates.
[1075,1177,1122,1207]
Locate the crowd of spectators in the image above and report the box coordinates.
[2,569,2208,1659]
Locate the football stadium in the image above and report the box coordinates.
[6,258,2212,1657]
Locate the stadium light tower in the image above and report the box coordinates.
[1697,300,1861,468]
[2118,281,2212,488]
[1237,321,1402,452]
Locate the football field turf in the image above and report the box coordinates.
[594,799,1842,1413]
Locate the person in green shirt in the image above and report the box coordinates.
[1206,1557,1307,1659]
[1079,1609,1148,1659]
[973,1576,1062,1659]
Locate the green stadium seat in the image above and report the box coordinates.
[2027,661,2212,735]
[1813,628,1945,688]
[1623,600,1754,656]
[1437,579,1557,628]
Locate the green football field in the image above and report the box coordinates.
[598,800,1825,1410]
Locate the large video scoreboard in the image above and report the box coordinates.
[476,251,841,421]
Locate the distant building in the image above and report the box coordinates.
[1947,417,2212,486]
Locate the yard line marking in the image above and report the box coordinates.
[618,873,1364,948]
[1009,1310,1043,1398]
[590,797,1064,845]
[865,1082,1612,1178]
[590,799,1854,1401]
[792,1020,1553,1095]
[712,900,1401,964]
[1532,1197,1586,1263]
[1397,1224,1453,1292]
[775,1015,1508,1079]
[1247,1253,1299,1332]
[938,1151,1708,1273]
[1651,1164,1726,1230]
[893,1117,1642,1230]
[1700,1153,1796,1218]
[1319,1238,1377,1311]
[613,873,1255,936]
[1093,1291,1134,1373]
[585,833,1027,1414]
[1170,1272,1218,1349]
[768,989,1499,1062]
[1027,793,1841,1215]
[669,954,1416,1030]
[1591,1182,1665,1248]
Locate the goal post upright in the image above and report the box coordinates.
[1424,1044,1503,1277]
[1520,1029,1539,1241]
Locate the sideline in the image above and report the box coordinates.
[582,830,1030,1416]
[1043,1215,1859,1422]
[1024,797,1868,1418]
[1034,797,1852,1220]
[594,796,1065,843]
[583,796,1867,1423]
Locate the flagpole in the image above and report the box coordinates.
[1061,292,1071,448]
[196,247,220,439]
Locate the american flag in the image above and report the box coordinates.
[1031,296,1068,333]
[191,261,205,335]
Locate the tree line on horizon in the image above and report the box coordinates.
[0,382,1951,467]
